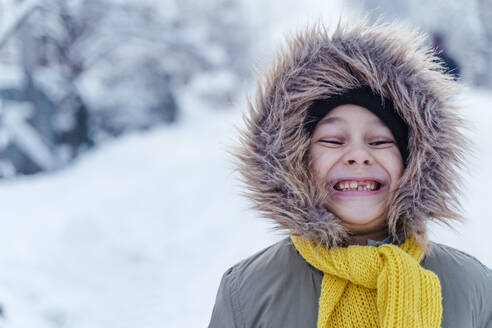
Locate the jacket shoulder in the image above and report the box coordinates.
[208,237,321,328]
[424,241,492,281]
[223,237,321,301]
[423,242,492,327]
[227,237,311,279]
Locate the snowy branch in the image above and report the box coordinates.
[0,0,43,49]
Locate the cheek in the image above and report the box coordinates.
[309,147,333,178]
[391,152,404,179]
[377,151,404,183]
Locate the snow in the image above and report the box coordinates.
[0,88,491,327]
[0,96,278,327]
[0,0,42,49]
[427,89,492,264]
[0,65,23,90]
[239,0,351,73]
[1,101,58,171]
[0,0,491,326]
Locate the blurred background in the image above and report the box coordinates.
[0,0,491,327]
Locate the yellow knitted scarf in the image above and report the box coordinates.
[290,235,442,328]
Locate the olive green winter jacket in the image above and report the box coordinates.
[209,238,492,328]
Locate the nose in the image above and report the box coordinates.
[342,143,374,166]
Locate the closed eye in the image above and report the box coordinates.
[319,140,343,145]
[370,140,394,146]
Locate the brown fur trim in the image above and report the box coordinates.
[233,19,470,249]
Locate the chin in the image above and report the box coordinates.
[341,217,381,227]
[333,210,386,229]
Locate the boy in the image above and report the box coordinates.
[209,20,492,327]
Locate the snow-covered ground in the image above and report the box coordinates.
[0,88,491,327]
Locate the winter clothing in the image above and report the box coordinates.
[233,20,468,248]
[290,235,442,328]
[209,238,492,328]
[209,19,492,328]
[306,86,409,165]
[436,51,461,80]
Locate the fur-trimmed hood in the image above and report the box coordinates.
[234,20,469,248]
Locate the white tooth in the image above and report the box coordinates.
[344,182,349,189]
[350,182,357,189]
[358,186,363,191]
[363,186,368,191]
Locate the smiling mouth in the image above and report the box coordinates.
[333,180,383,192]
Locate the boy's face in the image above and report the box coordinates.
[309,104,404,235]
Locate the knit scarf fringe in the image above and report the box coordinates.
[290,235,442,328]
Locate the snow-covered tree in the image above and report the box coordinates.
[0,0,252,175]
